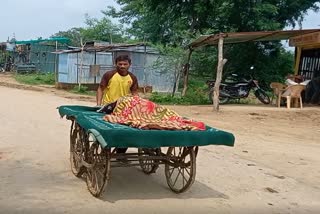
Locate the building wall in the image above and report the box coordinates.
[140,53,177,92]
[57,51,176,92]
[25,44,67,73]
[58,52,113,84]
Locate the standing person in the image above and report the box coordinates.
[96,55,139,158]
[96,55,139,106]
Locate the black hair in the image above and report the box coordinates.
[115,55,131,64]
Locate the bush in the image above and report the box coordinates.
[149,78,211,105]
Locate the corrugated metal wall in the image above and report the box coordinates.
[144,54,176,92]
[58,52,113,83]
[29,44,67,73]
[57,50,176,92]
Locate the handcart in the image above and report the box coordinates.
[58,105,235,198]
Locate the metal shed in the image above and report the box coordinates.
[14,37,69,73]
[55,43,176,93]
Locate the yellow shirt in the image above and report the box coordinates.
[102,72,134,105]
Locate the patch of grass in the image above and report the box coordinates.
[70,85,96,96]
[15,73,55,85]
[150,76,272,105]
[221,92,272,105]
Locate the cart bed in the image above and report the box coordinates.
[59,105,235,148]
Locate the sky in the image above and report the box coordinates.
[0,0,319,42]
[0,0,120,41]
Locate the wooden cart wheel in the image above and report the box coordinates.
[194,146,199,158]
[86,141,110,197]
[165,147,196,193]
[138,148,161,174]
[70,122,86,177]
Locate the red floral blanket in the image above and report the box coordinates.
[103,96,205,131]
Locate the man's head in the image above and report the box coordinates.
[286,74,303,83]
[115,55,131,75]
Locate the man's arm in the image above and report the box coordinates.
[130,73,139,95]
[96,71,112,105]
[96,86,104,106]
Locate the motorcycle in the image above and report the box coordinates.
[206,73,270,105]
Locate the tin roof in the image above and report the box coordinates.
[189,29,320,48]
[53,43,159,54]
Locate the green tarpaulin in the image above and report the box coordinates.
[15,37,70,45]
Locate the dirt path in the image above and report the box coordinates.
[0,72,96,102]
[0,74,320,213]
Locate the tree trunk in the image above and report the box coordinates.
[172,63,181,97]
[182,49,193,97]
[213,36,227,111]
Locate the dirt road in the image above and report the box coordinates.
[0,85,320,214]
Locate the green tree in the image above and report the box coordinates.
[53,27,83,46]
[105,0,317,89]
[81,14,126,43]
[107,0,319,43]
[52,14,128,46]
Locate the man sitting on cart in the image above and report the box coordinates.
[96,54,139,158]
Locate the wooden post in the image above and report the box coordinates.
[182,48,193,96]
[79,48,84,90]
[143,43,147,94]
[54,41,58,86]
[94,50,97,84]
[294,47,301,75]
[213,35,227,111]
[79,39,85,90]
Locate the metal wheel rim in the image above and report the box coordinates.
[219,97,229,104]
[138,148,160,174]
[256,89,270,104]
[86,142,110,197]
[194,146,199,158]
[260,92,270,103]
[70,123,86,177]
[165,147,196,193]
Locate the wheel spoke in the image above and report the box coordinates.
[181,168,189,184]
[91,170,96,187]
[178,148,182,157]
[96,168,104,177]
[181,148,189,159]
[138,148,160,174]
[94,169,100,192]
[184,167,191,177]
[184,161,191,167]
[182,168,185,187]
[73,152,81,162]
[88,169,93,186]
[168,167,175,178]
[173,167,182,187]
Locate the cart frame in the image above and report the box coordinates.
[69,118,198,197]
